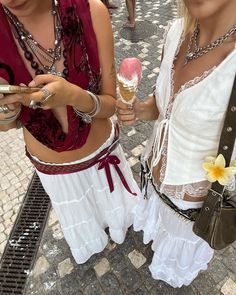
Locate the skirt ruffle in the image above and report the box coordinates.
[36,123,140,264]
[133,189,214,288]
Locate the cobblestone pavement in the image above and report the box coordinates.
[0,130,34,259]
[1,0,236,294]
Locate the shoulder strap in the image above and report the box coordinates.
[211,74,236,195]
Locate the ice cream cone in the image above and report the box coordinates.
[118,80,135,103]
[117,57,142,104]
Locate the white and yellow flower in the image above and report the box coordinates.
[203,154,236,186]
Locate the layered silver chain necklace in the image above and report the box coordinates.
[4,0,63,76]
[184,23,236,65]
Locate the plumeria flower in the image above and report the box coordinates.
[203,154,236,185]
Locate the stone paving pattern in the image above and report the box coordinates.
[0,129,34,260]
[0,0,236,294]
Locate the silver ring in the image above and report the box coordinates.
[40,88,55,106]
[0,104,11,114]
[29,100,41,110]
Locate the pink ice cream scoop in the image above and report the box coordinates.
[117,58,142,103]
[117,57,142,85]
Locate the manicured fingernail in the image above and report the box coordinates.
[28,80,36,87]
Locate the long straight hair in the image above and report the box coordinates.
[177,0,197,34]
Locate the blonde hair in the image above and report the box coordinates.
[176,0,196,34]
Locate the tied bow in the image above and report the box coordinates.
[98,154,137,196]
[149,118,169,171]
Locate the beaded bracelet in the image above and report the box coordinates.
[73,90,101,123]
[0,107,21,125]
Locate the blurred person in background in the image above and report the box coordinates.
[123,0,136,28]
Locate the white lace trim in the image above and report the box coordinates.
[151,26,224,199]
[157,179,211,199]
[161,19,176,46]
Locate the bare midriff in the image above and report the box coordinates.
[149,157,206,202]
[24,117,112,164]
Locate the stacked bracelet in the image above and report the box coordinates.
[73,90,101,123]
[0,107,21,125]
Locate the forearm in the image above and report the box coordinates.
[137,95,159,121]
[69,84,116,119]
[94,94,116,118]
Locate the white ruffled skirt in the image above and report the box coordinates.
[133,185,214,288]
[35,123,140,264]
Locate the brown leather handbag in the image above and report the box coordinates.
[193,75,236,250]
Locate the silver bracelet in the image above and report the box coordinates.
[0,104,11,114]
[73,90,101,123]
[0,107,21,125]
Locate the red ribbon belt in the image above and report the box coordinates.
[26,124,137,196]
[98,154,137,196]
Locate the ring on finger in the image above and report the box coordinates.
[29,100,41,110]
[0,104,11,114]
[40,88,55,106]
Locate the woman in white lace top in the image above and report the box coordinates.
[117,0,236,288]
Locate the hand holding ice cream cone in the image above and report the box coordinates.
[116,98,140,126]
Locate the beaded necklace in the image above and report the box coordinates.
[3,0,68,78]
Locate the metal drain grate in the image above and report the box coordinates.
[0,173,51,295]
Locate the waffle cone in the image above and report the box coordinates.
[119,81,135,102]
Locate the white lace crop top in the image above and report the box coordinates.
[142,18,236,199]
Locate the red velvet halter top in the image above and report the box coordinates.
[0,0,101,152]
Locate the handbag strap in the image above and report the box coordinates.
[195,76,236,232]
[211,74,236,196]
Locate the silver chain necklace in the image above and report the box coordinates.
[184,23,236,65]
[4,0,63,76]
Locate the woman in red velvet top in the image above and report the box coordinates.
[0,0,139,263]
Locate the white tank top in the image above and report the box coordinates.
[142,18,236,199]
